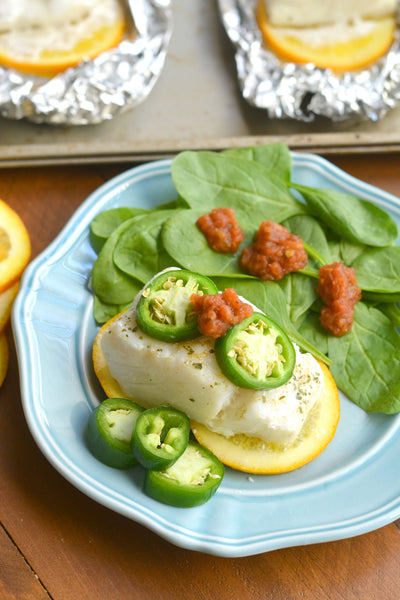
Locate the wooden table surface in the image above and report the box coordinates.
[0,154,399,600]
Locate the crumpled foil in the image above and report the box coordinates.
[218,0,400,122]
[0,0,172,125]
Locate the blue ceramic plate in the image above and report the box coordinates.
[13,154,400,557]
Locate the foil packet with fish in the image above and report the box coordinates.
[218,0,400,121]
[0,0,172,125]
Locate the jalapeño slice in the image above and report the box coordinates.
[136,269,218,342]
[144,440,224,508]
[132,406,190,470]
[86,398,144,469]
[214,312,295,390]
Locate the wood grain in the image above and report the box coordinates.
[0,524,49,600]
[0,157,399,600]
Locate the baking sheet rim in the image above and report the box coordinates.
[1,131,400,168]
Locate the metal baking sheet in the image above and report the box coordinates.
[1,0,400,167]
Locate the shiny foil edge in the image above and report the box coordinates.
[0,0,172,125]
[218,0,400,122]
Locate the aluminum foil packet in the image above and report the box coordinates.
[218,0,400,122]
[0,0,172,125]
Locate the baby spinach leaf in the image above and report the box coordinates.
[298,264,319,279]
[377,303,400,327]
[113,209,179,284]
[327,240,342,263]
[223,142,292,182]
[162,196,318,278]
[279,273,319,324]
[113,210,179,283]
[92,217,145,304]
[212,277,330,364]
[293,184,398,247]
[93,295,133,325]
[339,239,366,266]
[297,311,330,356]
[157,196,190,210]
[362,291,400,303]
[352,247,400,293]
[327,302,400,413]
[161,208,252,276]
[283,214,331,267]
[171,151,305,222]
[90,207,148,253]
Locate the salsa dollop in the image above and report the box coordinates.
[317,262,361,336]
[240,220,308,280]
[191,288,253,338]
[196,208,244,253]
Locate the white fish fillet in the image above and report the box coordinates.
[101,305,324,445]
[0,0,123,60]
[263,0,396,27]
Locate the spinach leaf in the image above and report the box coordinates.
[161,208,253,276]
[327,240,342,263]
[352,246,400,293]
[362,291,400,303]
[377,303,400,327]
[157,197,190,210]
[113,209,178,283]
[327,302,400,413]
[223,142,292,182]
[279,273,319,324]
[339,239,366,265]
[91,217,145,304]
[292,184,398,247]
[93,295,133,325]
[284,214,331,260]
[283,214,331,266]
[90,207,148,253]
[171,151,305,222]
[297,311,330,356]
[212,277,330,364]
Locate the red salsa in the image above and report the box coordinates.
[196,207,244,253]
[317,262,361,337]
[191,288,253,338]
[240,220,308,280]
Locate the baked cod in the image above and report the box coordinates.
[100,305,325,446]
[0,0,124,73]
[257,0,397,70]
[263,0,397,27]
